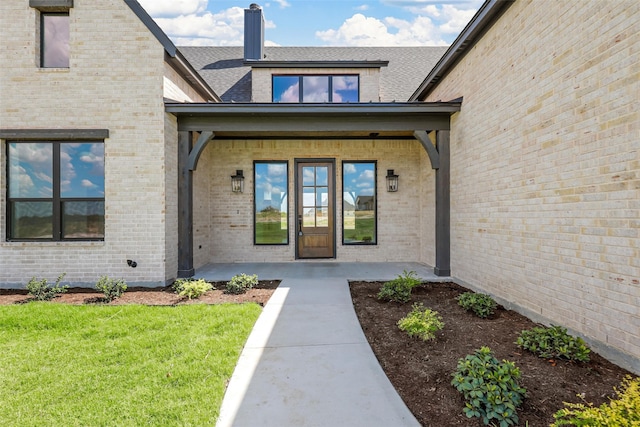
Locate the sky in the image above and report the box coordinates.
[137,0,483,47]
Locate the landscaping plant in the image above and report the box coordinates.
[552,375,640,426]
[173,278,213,300]
[95,276,127,302]
[377,270,421,303]
[451,346,527,427]
[457,291,497,318]
[517,325,590,362]
[26,273,68,301]
[225,273,258,295]
[397,303,444,341]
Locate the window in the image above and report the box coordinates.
[8,142,105,240]
[254,161,288,244]
[342,161,376,244]
[273,75,359,103]
[41,13,70,68]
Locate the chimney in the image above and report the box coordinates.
[244,3,264,61]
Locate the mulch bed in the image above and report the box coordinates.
[0,280,280,306]
[350,280,634,427]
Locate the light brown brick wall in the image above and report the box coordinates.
[423,0,640,372]
[194,139,436,264]
[0,0,177,286]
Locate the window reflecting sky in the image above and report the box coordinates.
[43,14,70,68]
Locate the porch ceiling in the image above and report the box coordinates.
[165,102,460,139]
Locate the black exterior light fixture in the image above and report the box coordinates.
[386,169,399,192]
[231,170,244,193]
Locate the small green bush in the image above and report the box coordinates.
[173,278,212,300]
[451,346,526,426]
[95,276,127,301]
[457,292,497,318]
[397,303,444,341]
[225,273,258,295]
[26,273,68,301]
[377,270,422,303]
[552,375,640,426]
[516,325,590,362]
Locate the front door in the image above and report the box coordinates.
[296,160,335,258]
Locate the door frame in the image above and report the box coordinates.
[294,158,337,259]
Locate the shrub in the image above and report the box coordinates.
[377,270,422,303]
[451,346,526,426]
[225,273,258,295]
[552,375,640,426]
[457,292,497,318]
[26,273,69,301]
[173,278,212,300]
[516,325,590,362]
[95,276,127,302]
[397,303,444,341]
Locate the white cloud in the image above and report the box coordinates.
[81,179,97,188]
[343,164,357,174]
[438,4,478,34]
[274,0,291,8]
[355,4,370,11]
[137,0,208,17]
[316,13,447,46]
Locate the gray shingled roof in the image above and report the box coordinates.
[179,46,448,103]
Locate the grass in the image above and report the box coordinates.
[0,303,262,426]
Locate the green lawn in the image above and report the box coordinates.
[0,303,262,426]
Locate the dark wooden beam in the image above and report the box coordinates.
[414,130,440,169]
[434,130,451,276]
[188,131,214,171]
[177,131,194,278]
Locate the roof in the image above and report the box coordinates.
[179,46,448,103]
[409,0,514,101]
[123,0,221,102]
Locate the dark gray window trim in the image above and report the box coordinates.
[341,160,377,246]
[272,74,360,103]
[253,160,289,246]
[247,60,388,68]
[0,129,108,140]
[30,0,73,12]
[6,140,105,242]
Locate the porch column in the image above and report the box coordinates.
[434,130,450,276]
[177,130,194,278]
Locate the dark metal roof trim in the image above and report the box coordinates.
[0,129,109,140]
[409,0,514,101]
[245,60,390,68]
[165,102,461,116]
[123,0,220,102]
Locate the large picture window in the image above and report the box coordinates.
[254,161,288,244]
[342,161,376,244]
[41,13,70,68]
[8,142,105,240]
[273,75,359,103]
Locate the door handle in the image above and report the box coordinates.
[298,215,303,236]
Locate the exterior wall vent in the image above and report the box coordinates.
[244,3,264,61]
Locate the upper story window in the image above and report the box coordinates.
[7,141,105,241]
[272,75,359,103]
[41,13,70,68]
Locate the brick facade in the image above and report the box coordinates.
[193,139,435,266]
[0,0,203,287]
[422,0,640,372]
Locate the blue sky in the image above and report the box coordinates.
[137,0,483,47]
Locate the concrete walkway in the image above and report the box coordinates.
[197,262,448,427]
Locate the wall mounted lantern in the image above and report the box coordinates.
[231,170,244,193]
[386,169,399,192]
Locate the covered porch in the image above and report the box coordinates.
[166,102,460,279]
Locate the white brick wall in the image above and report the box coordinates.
[0,0,195,287]
[423,0,640,372]
[193,139,435,264]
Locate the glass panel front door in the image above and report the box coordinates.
[296,160,335,258]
